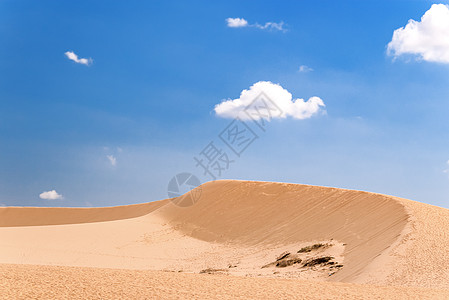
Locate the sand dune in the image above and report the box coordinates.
[0,200,168,227]
[1,180,448,298]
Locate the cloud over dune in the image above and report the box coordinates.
[226,18,285,31]
[387,4,449,64]
[298,65,313,72]
[39,190,63,200]
[65,51,93,66]
[107,155,117,166]
[214,81,325,120]
[226,18,248,28]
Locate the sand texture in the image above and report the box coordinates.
[1,180,448,298]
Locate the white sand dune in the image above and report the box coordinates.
[1,180,448,298]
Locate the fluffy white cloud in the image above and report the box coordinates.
[387,4,449,63]
[226,18,248,28]
[65,51,93,66]
[214,81,325,120]
[39,190,63,200]
[298,65,313,72]
[107,155,117,166]
[226,18,285,31]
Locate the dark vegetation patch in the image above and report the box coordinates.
[297,243,327,253]
[200,268,228,274]
[276,257,302,268]
[276,252,291,261]
[262,252,302,268]
[262,242,344,272]
[302,256,333,267]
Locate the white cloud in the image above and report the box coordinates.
[226,18,285,31]
[65,51,93,66]
[254,21,285,31]
[39,190,63,200]
[214,81,325,120]
[226,18,248,28]
[298,65,313,72]
[387,4,449,64]
[107,155,117,166]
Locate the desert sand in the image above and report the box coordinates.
[1,180,448,299]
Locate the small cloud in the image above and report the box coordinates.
[65,51,93,66]
[254,21,285,31]
[226,17,248,28]
[39,190,63,200]
[107,155,117,166]
[387,4,449,64]
[444,160,449,173]
[226,17,286,32]
[0,203,6,207]
[117,147,123,153]
[214,81,325,120]
[298,65,313,72]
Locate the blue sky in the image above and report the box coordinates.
[1,0,449,208]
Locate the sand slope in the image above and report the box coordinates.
[2,264,448,300]
[0,180,448,293]
[0,200,168,227]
